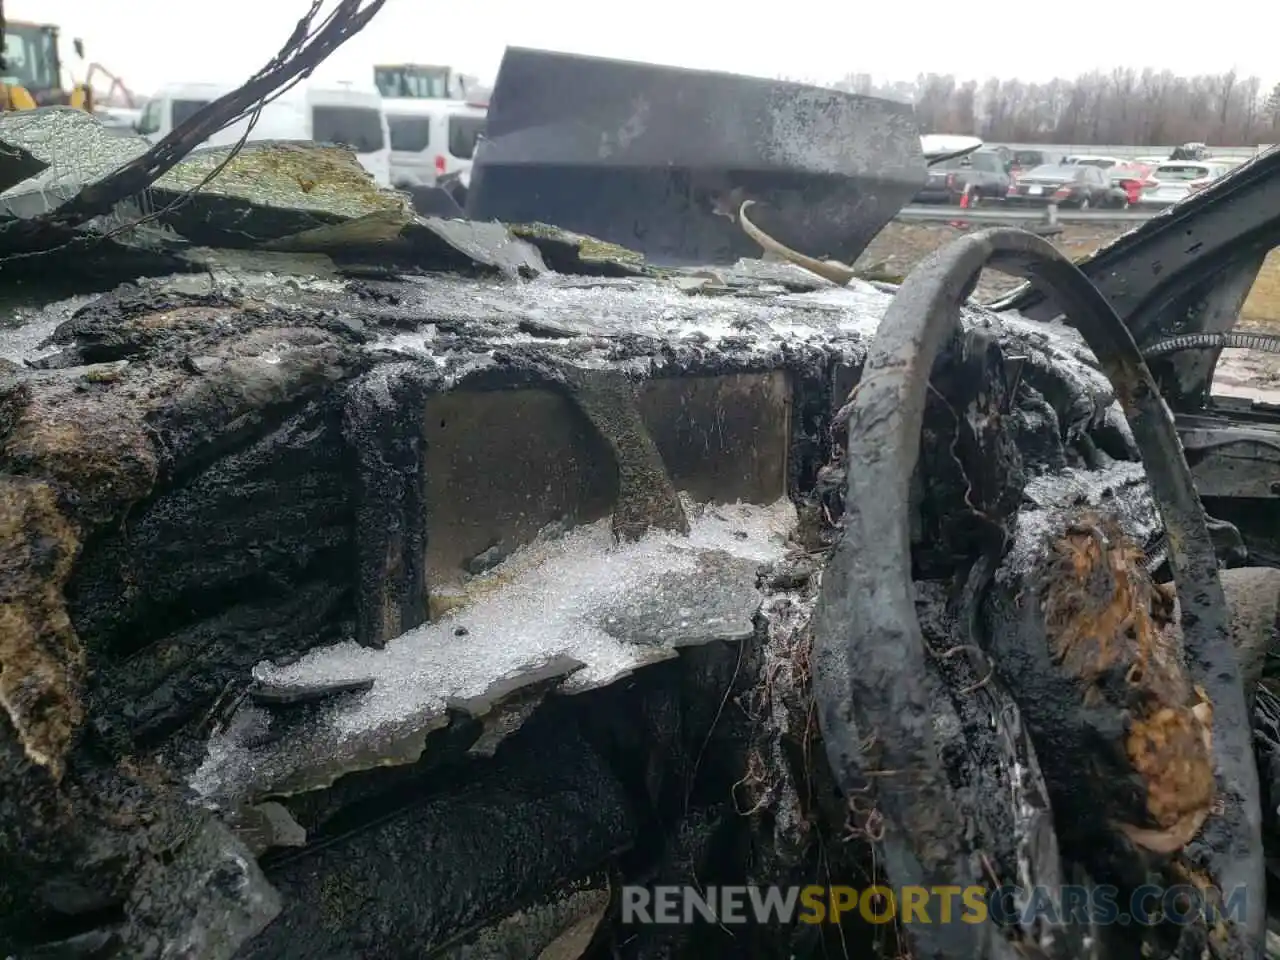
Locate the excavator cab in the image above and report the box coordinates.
[1,21,89,111]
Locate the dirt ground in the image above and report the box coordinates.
[852,221,1280,397]
[853,221,1122,302]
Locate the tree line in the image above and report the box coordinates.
[833,70,1280,146]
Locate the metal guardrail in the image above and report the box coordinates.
[895,203,1158,224]
[987,142,1265,161]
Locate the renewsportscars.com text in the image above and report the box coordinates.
[621,884,1247,927]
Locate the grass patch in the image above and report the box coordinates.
[1242,250,1280,329]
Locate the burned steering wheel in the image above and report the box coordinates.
[808,229,1264,959]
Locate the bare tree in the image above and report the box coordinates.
[897,68,1276,146]
[1266,82,1280,134]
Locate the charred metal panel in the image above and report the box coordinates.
[468,47,926,266]
[1179,417,1280,498]
[636,371,791,506]
[422,388,620,587]
[241,726,633,959]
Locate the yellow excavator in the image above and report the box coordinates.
[1,19,92,112]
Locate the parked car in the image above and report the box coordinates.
[1008,148,1064,176]
[920,134,985,163]
[1005,163,1118,209]
[1170,141,1210,160]
[1137,161,1231,207]
[1107,163,1158,207]
[1064,155,1126,170]
[913,150,1011,204]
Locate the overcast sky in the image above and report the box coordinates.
[17,0,1276,98]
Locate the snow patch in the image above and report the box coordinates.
[191,497,797,802]
[0,294,96,365]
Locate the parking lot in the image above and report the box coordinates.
[912,143,1244,212]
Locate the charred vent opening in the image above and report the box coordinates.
[420,373,794,601]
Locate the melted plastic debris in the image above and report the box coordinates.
[1101,403,1138,451]
[191,497,797,802]
[1000,314,1115,396]
[0,259,1140,454]
[999,460,1160,584]
[724,257,834,289]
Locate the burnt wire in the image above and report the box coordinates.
[1142,330,1280,359]
[95,6,333,241]
[107,1,338,224]
[0,0,388,264]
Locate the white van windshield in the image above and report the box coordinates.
[375,67,451,99]
[136,99,163,135]
[312,106,385,153]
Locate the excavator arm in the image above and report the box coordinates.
[84,62,135,108]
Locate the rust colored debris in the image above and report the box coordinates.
[1042,513,1216,855]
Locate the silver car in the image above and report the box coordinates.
[1138,161,1231,208]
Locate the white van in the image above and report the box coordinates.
[134,80,393,187]
[383,97,486,190]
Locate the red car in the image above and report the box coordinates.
[1108,164,1159,207]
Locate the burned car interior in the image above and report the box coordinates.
[4,44,1280,960]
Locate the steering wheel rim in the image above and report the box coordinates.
[809,227,1262,957]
